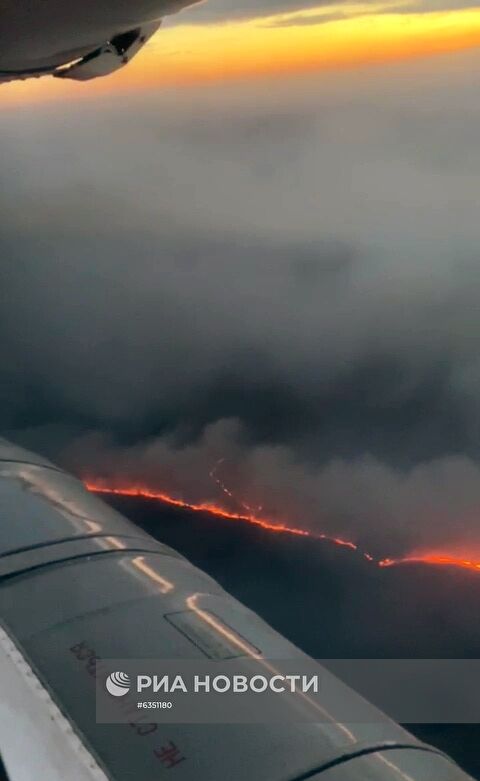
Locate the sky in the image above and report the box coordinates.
[3,2,480,565]
[3,1,480,104]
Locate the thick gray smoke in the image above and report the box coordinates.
[2,51,480,555]
[70,423,480,556]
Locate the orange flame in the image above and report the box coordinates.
[379,554,480,573]
[84,480,480,577]
[85,481,360,549]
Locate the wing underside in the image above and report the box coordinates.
[0,21,160,82]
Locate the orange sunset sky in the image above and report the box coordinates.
[3,1,480,104]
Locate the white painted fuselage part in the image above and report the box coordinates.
[0,624,109,781]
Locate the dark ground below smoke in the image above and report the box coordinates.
[106,494,480,778]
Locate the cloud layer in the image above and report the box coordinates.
[2,54,480,554]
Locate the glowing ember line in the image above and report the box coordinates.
[210,459,263,516]
[84,481,480,577]
[84,481,363,553]
[86,482,311,537]
[379,555,480,573]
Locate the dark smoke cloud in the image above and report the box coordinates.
[69,423,480,556]
[2,53,480,554]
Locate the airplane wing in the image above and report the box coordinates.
[0,0,196,83]
[53,22,162,82]
[0,437,475,781]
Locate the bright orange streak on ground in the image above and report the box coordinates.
[85,481,358,549]
[379,555,480,573]
[85,481,480,577]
